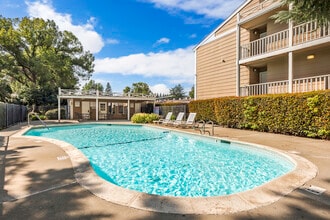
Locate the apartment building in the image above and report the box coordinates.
[194,0,330,99]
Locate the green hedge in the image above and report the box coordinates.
[131,113,160,123]
[45,108,66,119]
[189,90,330,139]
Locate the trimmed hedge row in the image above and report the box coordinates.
[189,90,330,139]
[131,113,159,123]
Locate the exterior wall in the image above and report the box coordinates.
[215,16,236,35]
[267,21,288,35]
[196,32,237,99]
[266,46,330,82]
[69,98,139,120]
[293,48,330,78]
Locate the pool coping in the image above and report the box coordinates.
[14,123,318,215]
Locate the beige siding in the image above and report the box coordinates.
[196,32,237,99]
[293,48,330,78]
[239,0,262,19]
[215,16,236,35]
[266,46,330,81]
[240,28,250,46]
[267,21,288,35]
[267,57,288,82]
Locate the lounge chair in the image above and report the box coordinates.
[165,112,185,126]
[153,112,173,124]
[175,112,197,128]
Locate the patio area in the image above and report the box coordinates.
[1,121,329,219]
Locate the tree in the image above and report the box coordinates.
[0,17,94,106]
[272,0,330,26]
[105,82,112,95]
[189,85,194,99]
[82,80,103,92]
[123,86,131,94]
[170,84,185,99]
[0,77,12,102]
[131,82,152,95]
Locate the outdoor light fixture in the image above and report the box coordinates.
[307,54,315,60]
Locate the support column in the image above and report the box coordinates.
[288,3,293,93]
[58,87,61,123]
[288,52,293,93]
[96,90,99,121]
[194,50,197,100]
[127,93,130,121]
[236,13,241,96]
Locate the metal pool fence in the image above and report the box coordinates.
[0,103,27,129]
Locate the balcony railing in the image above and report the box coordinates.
[241,29,289,59]
[239,0,281,20]
[293,21,330,45]
[240,74,330,96]
[240,21,330,60]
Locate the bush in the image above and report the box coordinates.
[45,108,66,120]
[29,114,46,121]
[131,113,160,123]
[189,90,330,139]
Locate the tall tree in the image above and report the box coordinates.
[131,82,152,95]
[105,82,112,95]
[189,85,194,99]
[82,80,103,92]
[170,84,185,99]
[0,17,94,106]
[272,0,330,26]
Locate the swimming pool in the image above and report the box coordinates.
[24,124,295,197]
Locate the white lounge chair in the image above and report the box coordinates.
[165,112,185,126]
[153,112,173,124]
[175,112,197,128]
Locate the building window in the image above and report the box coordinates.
[118,103,124,114]
[74,101,80,107]
[100,103,106,111]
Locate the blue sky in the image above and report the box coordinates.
[0,0,245,94]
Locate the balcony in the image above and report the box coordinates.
[240,21,330,60]
[240,74,330,96]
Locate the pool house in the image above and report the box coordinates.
[57,88,156,121]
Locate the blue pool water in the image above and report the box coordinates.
[24,124,295,197]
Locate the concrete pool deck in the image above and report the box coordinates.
[1,120,329,219]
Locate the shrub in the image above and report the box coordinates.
[29,114,46,121]
[189,90,330,139]
[131,113,159,123]
[45,108,66,119]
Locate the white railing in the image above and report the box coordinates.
[239,0,280,20]
[293,74,330,93]
[241,21,330,60]
[240,80,288,96]
[293,21,330,45]
[59,89,156,98]
[241,29,289,59]
[240,74,329,96]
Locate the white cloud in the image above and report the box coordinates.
[153,37,170,47]
[106,38,120,45]
[150,84,170,94]
[142,0,244,19]
[26,1,104,53]
[94,46,195,84]
[157,37,170,44]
